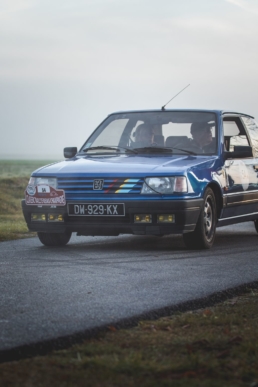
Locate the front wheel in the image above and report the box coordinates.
[183,188,217,249]
[37,231,72,246]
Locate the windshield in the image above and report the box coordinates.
[80,111,217,155]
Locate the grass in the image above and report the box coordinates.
[0,160,57,241]
[0,289,257,386]
[0,160,57,178]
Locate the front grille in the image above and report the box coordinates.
[58,177,144,200]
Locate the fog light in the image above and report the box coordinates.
[48,214,64,222]
[134,214,152,223]
[157,214,175,223]
[31,213,46,222]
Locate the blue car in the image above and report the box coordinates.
[22,109,258,249]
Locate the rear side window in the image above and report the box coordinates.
[223,118,250,152]
[241,116,258,157]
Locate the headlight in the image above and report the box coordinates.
[141,176,187,194]
[28,177,57,189]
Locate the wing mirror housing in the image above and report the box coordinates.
[64,147,77,158]
[224,146,253,159]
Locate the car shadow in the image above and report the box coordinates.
[31,222,258,266]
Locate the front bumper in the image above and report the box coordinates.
[21,199,203,236]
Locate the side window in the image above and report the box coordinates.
[241,116,258,157]
[223,118,250,152]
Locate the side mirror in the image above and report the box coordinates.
[64,147,77,158]
[224,145,253,159]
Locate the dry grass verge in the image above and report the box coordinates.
[0,290,257,387]
[0,160,57,241]
[0,177,35,241]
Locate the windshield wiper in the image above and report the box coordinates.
[83,146,138,154]
[133,147,173,154]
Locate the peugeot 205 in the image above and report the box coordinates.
[22,109,258,249]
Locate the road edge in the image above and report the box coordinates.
[1,280,258,364]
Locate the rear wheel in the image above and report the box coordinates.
[183,187,217,249]
[37,231,72,246]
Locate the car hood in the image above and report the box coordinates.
[32,154,218,177]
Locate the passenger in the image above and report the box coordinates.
[134,124,155,146]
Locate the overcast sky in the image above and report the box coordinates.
[1,0,258,159]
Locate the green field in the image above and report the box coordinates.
[0,160,57,241]
[0,160,58,178]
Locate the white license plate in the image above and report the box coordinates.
[68,203,125,216]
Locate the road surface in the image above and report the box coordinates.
[0,222,257,356]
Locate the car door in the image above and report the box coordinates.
[221,115,258,221]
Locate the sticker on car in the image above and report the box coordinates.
[25,184,66,206]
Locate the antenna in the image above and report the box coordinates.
[161,84,190,110]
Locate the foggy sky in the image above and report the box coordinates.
[1,0,258,159]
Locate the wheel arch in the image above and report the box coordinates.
[206,182,223,220]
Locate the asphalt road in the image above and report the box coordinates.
[0,222,258,354]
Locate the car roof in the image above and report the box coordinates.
[107,109,254,119]
[222,111,254,118]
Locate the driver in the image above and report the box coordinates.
[188,122,214,153]
[134,124,155,146]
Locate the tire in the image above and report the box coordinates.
[254,220,258,233]
[183,187,217,249]
[37,231,72,247]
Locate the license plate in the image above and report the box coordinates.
[68,203,125,216]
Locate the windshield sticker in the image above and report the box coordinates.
[25,184,66,206]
